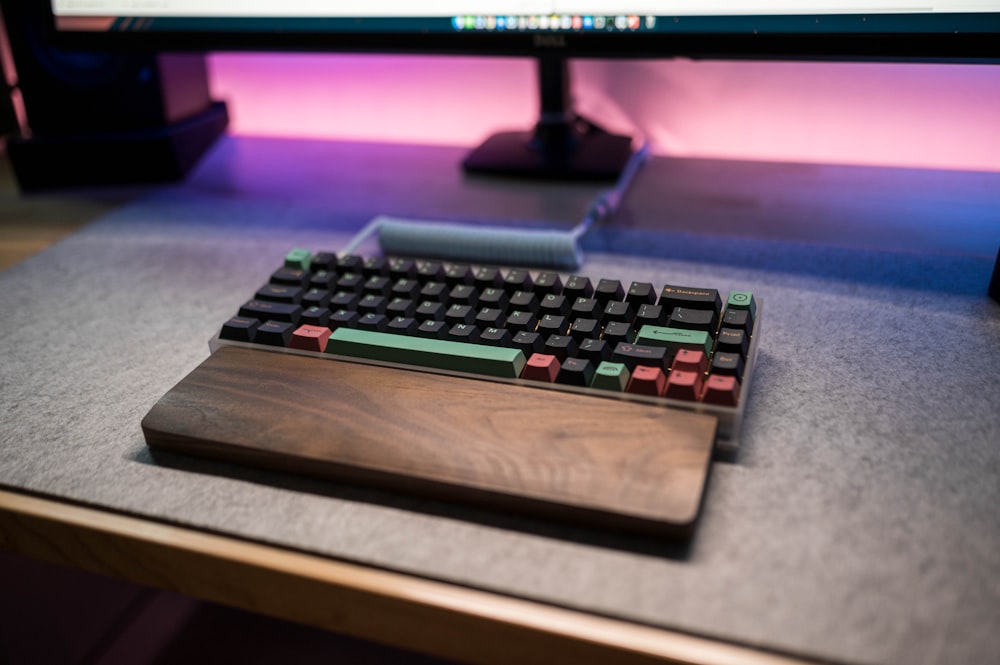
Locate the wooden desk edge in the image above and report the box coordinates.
[0,489,813,665]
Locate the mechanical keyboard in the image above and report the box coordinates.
[142,249,761,537]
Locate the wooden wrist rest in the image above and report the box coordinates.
[142,346,718,537]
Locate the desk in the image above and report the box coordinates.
[1,136,998,665]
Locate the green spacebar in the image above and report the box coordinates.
[325,328,527,379]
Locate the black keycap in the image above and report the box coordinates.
[415,300,445,321]
[357,294,386,315]
[538,293,570,317]
[239,299,302,323]
[309,270,337,290]
[256,320,295,347]
[387,257,417,279]
[669,307,719,334]
[387,297,417,318]
[602,320,634,344]
[444,263,474,285]
[363,256,389,276]
[509,291,539,314]
[506,311,538,334]
[478,287,509,311]
[659,285,722,315]
[357,313,389,332]
[577,337,611,364]
[537,314,569,336]
[603,300,635,323]
[419,281,448,301]
[512,331,544,356]
[301,288,330,309]
[533,272,563,295]
[635,303,667,328]
[722,308,753,335]
[448,284,479,307]
[716,327,749,357]
[480,327,513,347]
[562,275,593,300]
[445,304,475,326]
[711,351,746,382]
[571,297,601,320]
[611,342,669,372]
[337,255,364,272]
[475,307,506,329]
[503,269,533,294]
[256,283,303,304]
[556,358,595,387]
[474,267,503,290]
[387,316,419,335]
[544,334,578,362]
[626,281,657,307]
[363,275,393,297]
[335,273,365,293]
[447,323,480,343]
[329,291,359,311]
[391,278,421,299]
[416,319,449,339]
[414,260,445,280]
[270,267,310,287]
[329,309,359,330]
[595,279,624,304]
[569,318,600,342]
[310,252,339,272]
[300,306,330,328]
[220,316,259,342]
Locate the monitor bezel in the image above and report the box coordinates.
[40,9,1000,64]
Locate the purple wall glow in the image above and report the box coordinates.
[208,53,1000,172]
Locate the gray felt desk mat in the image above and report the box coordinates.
[2,191,999,665]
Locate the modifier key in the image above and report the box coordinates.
[611,342,669,372]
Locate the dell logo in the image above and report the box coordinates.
[533,34,568,48]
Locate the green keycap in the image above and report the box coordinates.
[285,248,312,270]
[635,325,712,357]
[326,328,526,378]
[591,361,630,392]
[726,291,757,322]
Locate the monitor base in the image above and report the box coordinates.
[6,101,229,192]
[462,56,634,182]
[462,118,633,181]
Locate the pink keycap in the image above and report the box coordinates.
[702,374,741,406]
[290,324,332,352]
[626,366,667,397]
[521,353,561,382]
[664,370,703,401]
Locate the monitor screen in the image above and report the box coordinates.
[40,1,1000,180]
[48,2,1000,62]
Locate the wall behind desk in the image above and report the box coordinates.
[208,54,1000,173]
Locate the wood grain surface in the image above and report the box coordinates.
[142,346,718,536]
[0,490,815,665]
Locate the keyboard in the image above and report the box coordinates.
[142,250,761,537]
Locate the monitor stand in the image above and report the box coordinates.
[462,56,634,181]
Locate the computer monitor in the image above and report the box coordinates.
[42,2,1000,180]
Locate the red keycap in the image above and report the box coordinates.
[626,365,667,397]
[290,324,332,352]
[670,348,708,375]
[702,374,741,406]
[664,369,703,401]
[521,353,561,382]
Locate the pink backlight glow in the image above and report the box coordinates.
[208,53,1000,172]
